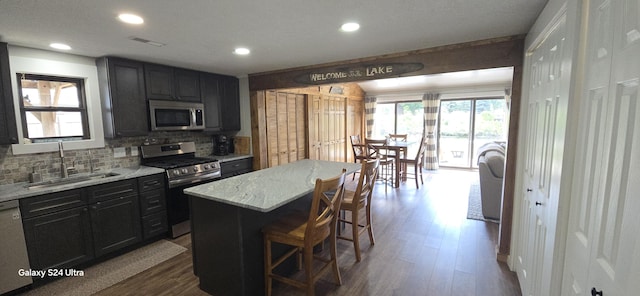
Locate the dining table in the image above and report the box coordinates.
[369,140,413,188]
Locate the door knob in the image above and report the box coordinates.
[526,188,533,192]
[591,287,603,296]
[535,201,542,206]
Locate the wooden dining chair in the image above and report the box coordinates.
[399,138,426,188]
[365,138,395,191]
[350,135,366,161]
[262,170,347,296]
[337,159,379,262]
[388,134,408,177]
[350,135,375,179]
[388,134,407,142]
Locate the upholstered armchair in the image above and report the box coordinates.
[477,142,506,220]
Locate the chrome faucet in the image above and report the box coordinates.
[59,142,68,178]
[88,150,98,173]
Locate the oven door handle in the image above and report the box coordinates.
[168,171,221,188]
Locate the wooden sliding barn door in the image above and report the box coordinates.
[308,94,347,162]
[265,90,306,167]
[253,85,361,169]
[308,94,322,160]
[346,98,363,163]
[324,95,346,162]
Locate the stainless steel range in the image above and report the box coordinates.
[140,142,220,238]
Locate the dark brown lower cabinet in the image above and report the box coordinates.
[20,175,165,282]
[89,194,142,257]
[22,207,94,274]
[220,157,253,179]
[138,173,168,239]
[141,211,168,238]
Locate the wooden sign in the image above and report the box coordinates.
[293,62,424,84]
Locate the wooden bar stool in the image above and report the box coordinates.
[337,159,379,262]
[262,170,347,296]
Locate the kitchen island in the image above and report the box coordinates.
[184,159,361,296]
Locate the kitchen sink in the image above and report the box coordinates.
[25,172,120,190]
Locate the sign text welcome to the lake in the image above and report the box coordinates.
[294,62,424,84]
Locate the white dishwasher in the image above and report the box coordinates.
[0,200,33,294]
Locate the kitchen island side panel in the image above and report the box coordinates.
[191,194,312,296]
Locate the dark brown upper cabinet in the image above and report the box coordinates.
[144,63,174,100]
[144,63,201,102]
[174,68,201,102]
[200,73,222,131]
[0,42,18,144]
[96,57,149,138]
[200,73,241,132]
[220,76,241,131]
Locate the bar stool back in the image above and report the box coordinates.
[338,159,379,262]
[262,170,347,296]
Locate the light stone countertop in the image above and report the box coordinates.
[184,159,361,213]
[0,166,165,203]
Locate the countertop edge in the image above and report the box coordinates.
[185,189,306,213]
[0,166,166,203]
[214,154,253,163]
[184,160,361,213]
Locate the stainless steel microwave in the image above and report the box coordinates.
[149,100,205,131]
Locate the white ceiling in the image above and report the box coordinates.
[358,67,515,95]
[0,0,546,78]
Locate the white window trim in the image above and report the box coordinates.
[8,46,104,155]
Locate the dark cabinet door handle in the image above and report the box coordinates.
[527,188,533,192]
[535,201,542,206]
[591,287,603,296]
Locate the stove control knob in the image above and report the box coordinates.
[193,166,198,172]
[204,164,210,170]
[181,168,188,174]
[173,169,181,176]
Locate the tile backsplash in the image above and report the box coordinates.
[0,131,217,185]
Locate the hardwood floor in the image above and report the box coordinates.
[96,169,521,296]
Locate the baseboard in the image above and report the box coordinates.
[497,251,509,263]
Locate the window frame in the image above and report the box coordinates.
[373,100,423,137]
[17,73,90,141]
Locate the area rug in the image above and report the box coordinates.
[23,240,187,296]
[467,181,499,223]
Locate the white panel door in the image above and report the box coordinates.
[516,9,572,296]
[562,0,640,295]
[561,0,614,294]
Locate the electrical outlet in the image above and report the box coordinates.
[113,147,126,158]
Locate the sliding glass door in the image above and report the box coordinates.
[438,98,507,168]
[372,101,424,155]
[439,100,471,167]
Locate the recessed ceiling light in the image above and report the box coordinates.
[340,22,360,32]
[49,43,71,50]
[118,13,144,25]
[234,47,250,55]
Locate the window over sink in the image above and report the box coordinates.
[9,46,105,155]
[17,73,89,142]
